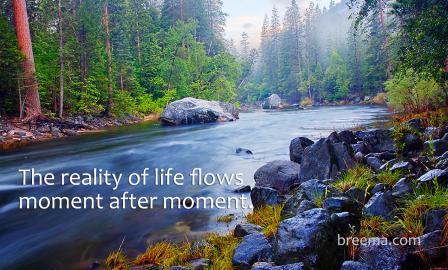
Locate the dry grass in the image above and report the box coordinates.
[245,204,283,238]
[105,251,130,270]
[216,214,234,223]
[202,233,241,269]
[392,107,448,128]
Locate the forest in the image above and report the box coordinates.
[0,0,448,119]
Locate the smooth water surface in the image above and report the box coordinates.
[0,106,390,269]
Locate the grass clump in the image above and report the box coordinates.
[246,205,283,238]
[375,170,402,186]
[133,241,197,269]
[105,251,130,270]
[392,123,421,154]
[334,164,374,192]
[398,182,448,238]
[202,233,241,269]
[216,214,234,223]
[359,216,395,238]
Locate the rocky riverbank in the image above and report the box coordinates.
[0,114,158,151]
[107,114,448,270]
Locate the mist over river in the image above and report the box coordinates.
[0,106,390,270]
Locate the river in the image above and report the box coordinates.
[0,105,390,270]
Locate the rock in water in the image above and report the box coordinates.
[160,97,239,125]
[251,186,282,209]
[254,160,301,193]
[262,94,282,109]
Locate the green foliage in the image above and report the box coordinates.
[0,17,23,115]
[385,69,444,113]
[323,51,351,101]
[334,164,373,193]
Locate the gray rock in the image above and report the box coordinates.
[251,262,305,270]
[323,197,361,216]
[425,127,444,140]
[379,158,399,171]
[355,128,396,153]
[170,267,189,270]
[390,161,413,173]
[296,200,317,213]
[340,261,372,270]
[438,151,448,160]
[236,148,253,155]
[424,209,447,233]
[330,212,360,235]
[275,209,342,269]
[160,97,239,125]
[366,157,384,172]
[363,192,395,221]
[417,169,448,185]
[358,238,404,270]
[298,179,342,202]
[442,132,448,141]
[415,230,445,262]
[251,187,282,209]
[378,151,397,161]
[232,233,273,267]
[371,183,386,194]
[298,139,333,181]
[289,137,314,163]
[424,139,448,156]
[435,158,448,169]
[254,160,301,193]
[338,130,357,145]
[299,138,354,181]
[354,152,364,162]
[391,178,412,198]
[191,258,210,270]
[344,187,365,203]
[403,134,423,152]
[407,118,424,132]
[234,224,263,237]
[332,142,356,172]
[281,193,306,219]
[234,185,251,193]
[263,94,282,109]
[352,143,368,154]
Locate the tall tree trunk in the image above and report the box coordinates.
[13,0,42,121]
[103,0,113,116]
[79,0,87,91]
[379,0,392,80]
[58,0,64,118]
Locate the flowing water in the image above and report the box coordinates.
[0,105,390,270]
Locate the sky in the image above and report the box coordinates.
[223,0,337,49]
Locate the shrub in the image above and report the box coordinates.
[385,69,443,113]
[300,97,314,107]
[372,92,387,105]
[111,90,137,117]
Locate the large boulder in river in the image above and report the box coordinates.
[160,97,239,125]
[263,94,282,109]
[254,160,301,193]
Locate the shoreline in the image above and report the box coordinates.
[0,113,160,152]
